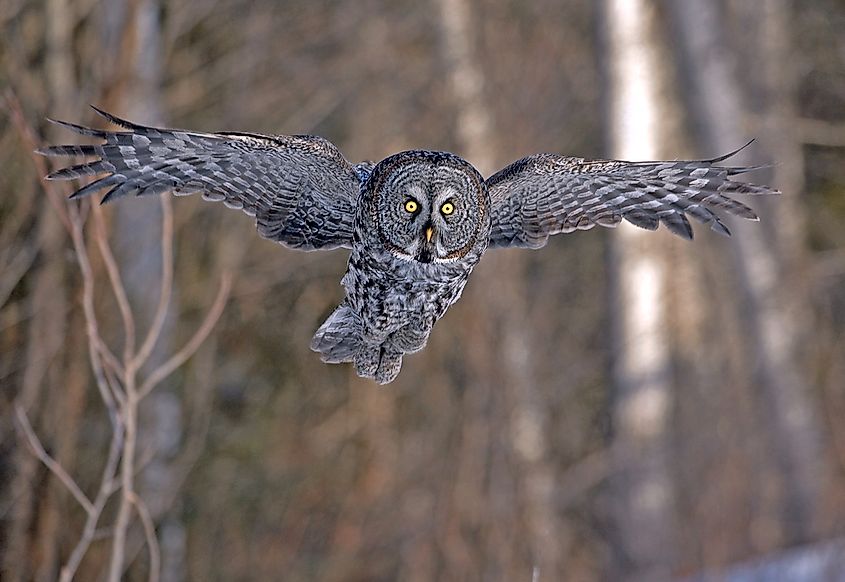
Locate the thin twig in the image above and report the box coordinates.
[133,443,158,478]
[68,204,121,422]
[133,196,174,370]
[108,390,138,582]
[103,357,127,411]
[14,404,94,515]
[128,491,161,582]
[93,204,137,365]
[9,87,228,579]
[7,89,141,581]
[60,420,124,582]
[3,90,72,233]
[97,339,127,384]
[138,273,231,399]
[0,245,38,310]
[120,338,219,569]
[92,527,115,541]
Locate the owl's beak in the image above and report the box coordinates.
[418,223,436,263]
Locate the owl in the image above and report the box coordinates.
[40,108,777,384]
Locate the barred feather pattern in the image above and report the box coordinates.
[39,107,362,250]
[38,108,780,384]
[485,142,779,248]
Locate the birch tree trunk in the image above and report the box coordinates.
[601,1,674,579]
[668,0,821,545]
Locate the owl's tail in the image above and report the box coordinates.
[310,304,362,364]
[310,304,404,384]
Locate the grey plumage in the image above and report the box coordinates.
[41,107,359,250]
[485,141,774,247]
[40,108,779,384]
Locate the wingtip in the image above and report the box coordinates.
[666,225,694,241]
[89,104,112,119]
[90,105,143,130]
[43,117,107,138]
[45,117,72,130]
[90,104,118,123]
[709,218,733,237]
[708,139,756,164]
[34,144,66,157]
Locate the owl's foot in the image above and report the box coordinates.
[375,351,403,384]
[387,325,430,354]
[355,346,403,385]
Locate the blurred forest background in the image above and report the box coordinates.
[1,0,845,580]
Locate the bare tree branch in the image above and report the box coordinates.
[0,245,38,310]
[93,204,137,365]
[128,492,161,582]
[108,389,138,582]
[3,90,72,234]
[133,196,174,370]
[60,421,124,582]
[138,274,231,399]
[14,405,94,515]
[68,204,122,423]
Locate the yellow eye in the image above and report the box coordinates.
[441,201,455,215]
[404,199,418,213]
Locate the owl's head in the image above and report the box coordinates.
[369,150,487,263]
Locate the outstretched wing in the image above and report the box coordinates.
[486,143,779,248]
[39,107,363,250]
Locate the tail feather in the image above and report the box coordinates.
[311,304,409,384]
[310,304,362,364]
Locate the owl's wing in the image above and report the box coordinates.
[39,107,362,250]
[485,143,779,249]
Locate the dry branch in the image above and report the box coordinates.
[133,197,174,370]
[138,274,231,399]
[8,89,228,581]
[14,405,93,515]
[93,203,137,364]
[128,491,161,582]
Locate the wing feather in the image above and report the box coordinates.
[39,107,363,250]
[486,144,778,248]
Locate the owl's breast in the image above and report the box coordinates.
[343,243,477,340]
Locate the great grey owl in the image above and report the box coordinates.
[40,108,778,384]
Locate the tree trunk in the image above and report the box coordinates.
[668,0,821,546]
[601,1,675,579]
